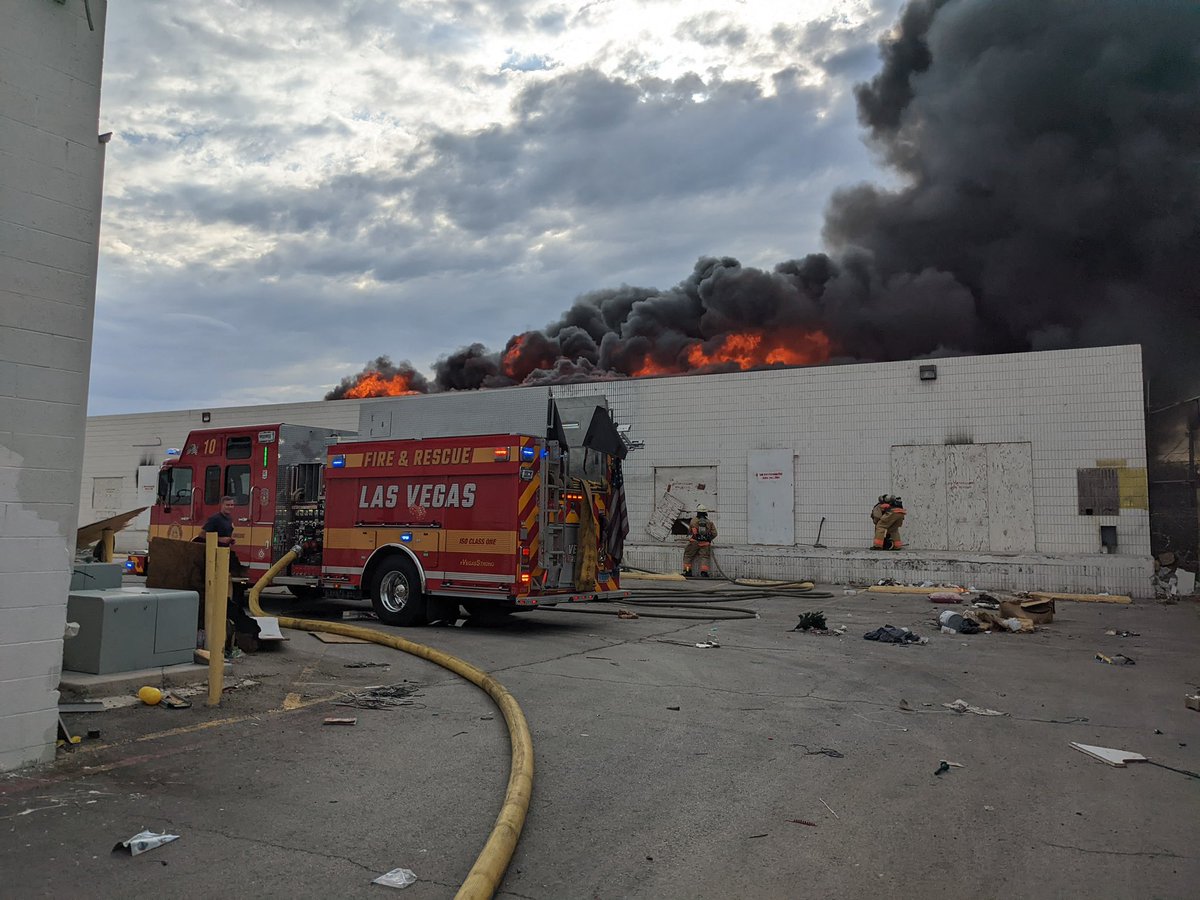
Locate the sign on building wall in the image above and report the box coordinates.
[91,476,124,513]
[747,450,795,545]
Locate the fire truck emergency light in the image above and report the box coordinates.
[331,455,346,468]
[493,447,510,461]
[521,446,536,461]
[400,532,412,543]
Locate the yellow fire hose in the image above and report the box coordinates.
[249,548,532,900]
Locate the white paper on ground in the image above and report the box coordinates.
[1069,742,1147,767]
[251,616,285,640]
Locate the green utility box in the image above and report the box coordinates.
[63,588,199,675]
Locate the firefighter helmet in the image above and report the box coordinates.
[696,504,708,514]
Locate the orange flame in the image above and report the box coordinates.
[344,371,422,398]
[633,329,832,377]
[502,334,529,379]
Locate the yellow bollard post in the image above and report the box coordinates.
[204,533,230,707]
[99,528,115,563]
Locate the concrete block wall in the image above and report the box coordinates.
[553,344,1151,570]
[1,0,108,771]
[82,399,365,550]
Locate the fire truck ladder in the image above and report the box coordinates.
[539,442,577,590]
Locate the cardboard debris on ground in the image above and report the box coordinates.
[323,717,357,726]
[1027,591,1131,605]
[1095,652,1136,666]
[1000,598,1055,625]
[1185,694,1200,712]
[310,631,371,644]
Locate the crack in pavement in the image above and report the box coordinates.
[169,820,381,873]
[1044,841,1193,860]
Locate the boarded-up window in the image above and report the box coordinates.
[1077,468,1119,515]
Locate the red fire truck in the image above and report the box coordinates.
[135,401,629,625]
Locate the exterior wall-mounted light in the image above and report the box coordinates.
[919,365,938,381]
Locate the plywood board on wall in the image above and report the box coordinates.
[988,443,1035,551]
[891,445,948,550]
[946,444,989,552]
[747,449,794,545]
[891,442,1035,553]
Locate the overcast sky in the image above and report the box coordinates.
[90,0,903,415]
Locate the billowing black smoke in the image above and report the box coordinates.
[333,0,1200,403]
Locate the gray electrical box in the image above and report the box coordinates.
[64,588,200,674]
[70,562,123,591]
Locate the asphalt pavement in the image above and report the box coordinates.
[3,579,1198,899]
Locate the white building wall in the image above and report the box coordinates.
[552,345,1151,588]
[0,0,108,771]
[81,345,1151,594]
[82,399,365,550]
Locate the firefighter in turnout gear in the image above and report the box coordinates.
[682,505,717,577]
[870,494,906,550]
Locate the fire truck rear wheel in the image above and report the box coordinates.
[371,557,428,626]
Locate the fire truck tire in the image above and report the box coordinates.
[370,557,428,626]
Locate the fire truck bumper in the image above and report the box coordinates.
[518,589,630,607]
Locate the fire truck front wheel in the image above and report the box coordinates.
[370,557,429,626]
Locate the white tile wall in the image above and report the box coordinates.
[554,345,1152,593]
[0,0,108,772]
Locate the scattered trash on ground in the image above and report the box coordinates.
[869,584,966,595]
[791,611,844,635]
[1104,629,1140,637]
[929,592,962,604]
[667,705,681,711]
[938,610,981,634]
[898,699,915,712]
[323,717,357,726]
[1095,652,1136,666]
[819,798,839,819]
[693,641,720,649]
[1185,693,1200,712]
[934,761,951,776]
[983,805,995,811]
[337,683,423,710]
[112,830,179,856]
[863,625,926,644]
[943,698,1006,716]
[160,692,190,709]
[616,608,640,619]
[787,819,818,827]
[1000,598,1054,625]
[344,661,391,669]
[372,867,418,889]
[794,611,827,630]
